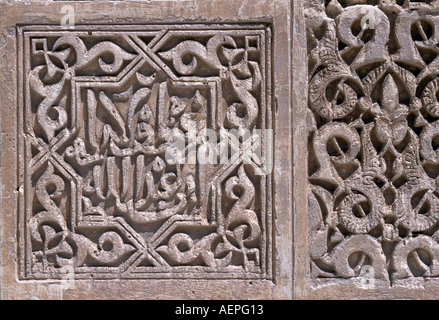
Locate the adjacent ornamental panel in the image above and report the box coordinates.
[307,1,439,282]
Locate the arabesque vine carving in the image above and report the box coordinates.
[307,0,439,281]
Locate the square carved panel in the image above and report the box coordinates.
[0,0,292,299]
[18,24,272,280]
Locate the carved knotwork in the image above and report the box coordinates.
[307,0,439,280]
[19,25,271,280]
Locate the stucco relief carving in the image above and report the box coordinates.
[307,0,439,281]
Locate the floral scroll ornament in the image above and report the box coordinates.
[29,35,136,142]
[307,1,439,281]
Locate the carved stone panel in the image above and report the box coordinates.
[302,0,439,298]
[0,0,292,299]
[18,25,272,280]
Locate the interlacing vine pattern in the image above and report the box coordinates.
[19,25,272,280]
[307,0,439,281]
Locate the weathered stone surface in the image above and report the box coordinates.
[20,25,272,280]
[0,0,292,299]
[298,0,439,299]
[10,0,439,301]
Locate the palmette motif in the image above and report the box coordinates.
[19,25,272,280]
[307,0,439,281]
